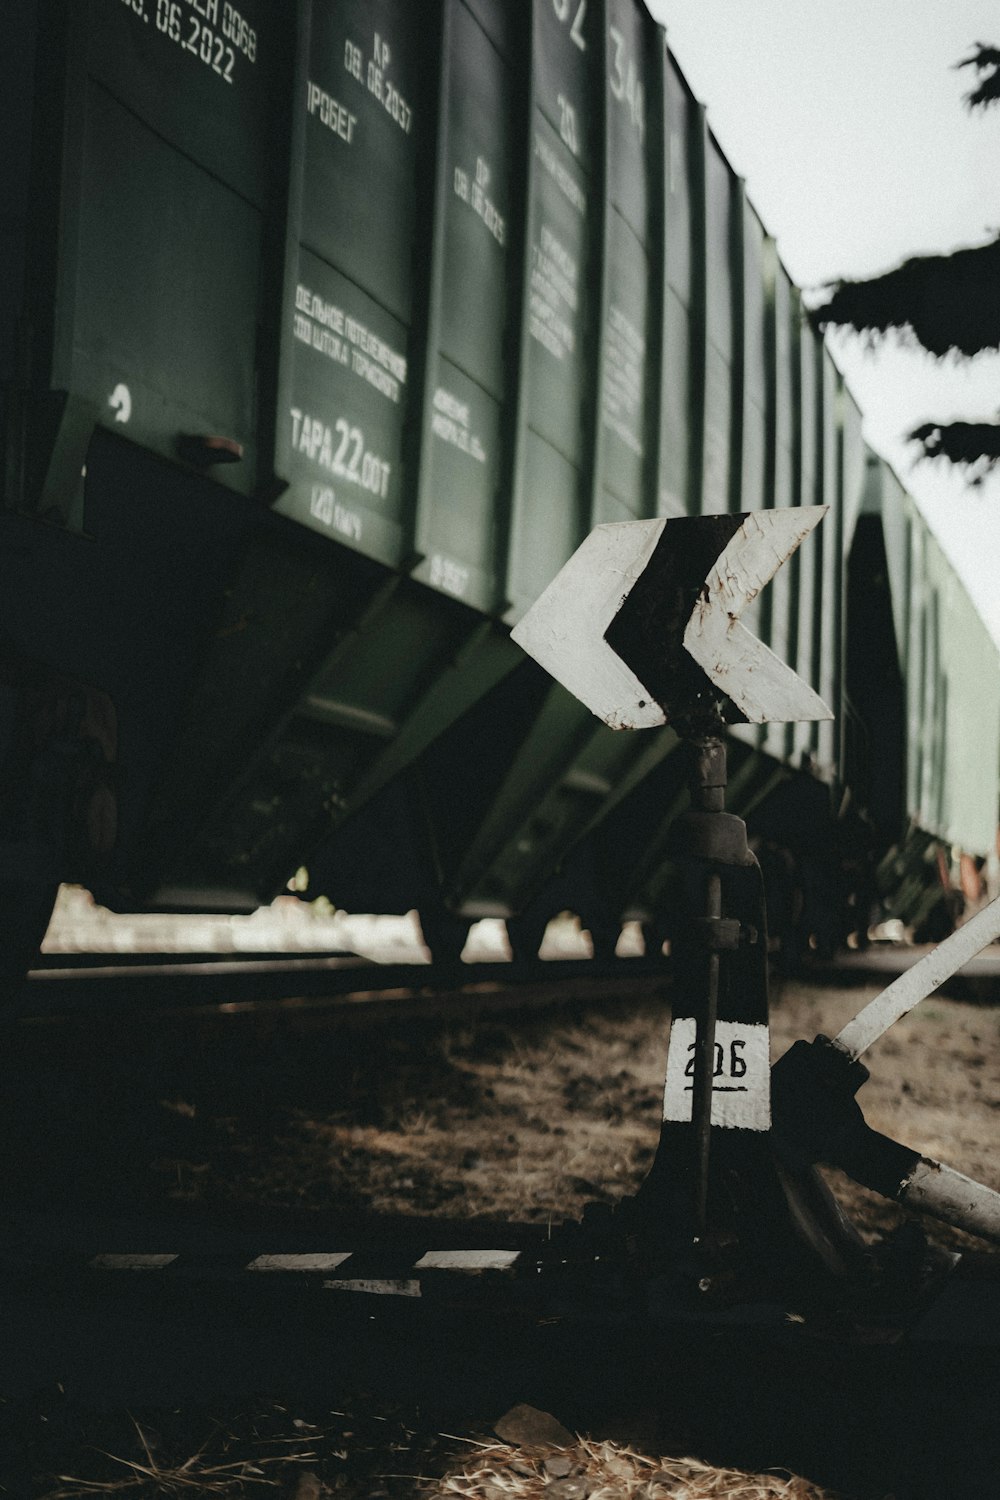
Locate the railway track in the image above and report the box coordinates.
[1,1193,998,1500]
[10,937,998,1031]
[2,936,998,1499]
[10,948,673,1027]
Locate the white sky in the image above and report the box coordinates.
[646,0,1000,646]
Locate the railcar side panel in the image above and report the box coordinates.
[504,0,598,619]
[760,262,796,765]
[791,315,819,764]
[657,52,697,519]
[700,134,735,516]
[3,0,998,946]
[596,0,656,524]
[858,460,1000,857]
[740,203,768,519]
[410,0,515,612]
[272,0,424,561]
[730,198,769,721]
[813,353,841,771]
[839,386,867,556]
[22,0,284,503]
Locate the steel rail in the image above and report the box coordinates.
[8,953,673,1029]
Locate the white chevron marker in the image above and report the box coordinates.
[683,508,832,724]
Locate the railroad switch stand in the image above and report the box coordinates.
[514,508,1000,1308]
[542,731,1000,1311]
[577,718,874,1299]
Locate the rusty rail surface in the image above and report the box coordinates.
[9,951,673,1027]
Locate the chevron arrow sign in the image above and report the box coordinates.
[511,508,833,729]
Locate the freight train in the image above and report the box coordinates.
[2,0,999,979]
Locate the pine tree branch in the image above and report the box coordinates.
[812,237,1000,357]
[909,420,1000,482]
[957,42,1000,109]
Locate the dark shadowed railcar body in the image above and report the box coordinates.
[1,0,997,971]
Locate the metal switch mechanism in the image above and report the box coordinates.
[771,894,1000,1247]
[515,507,1000,1302]
[772,1035,1000,1246]
[514,509,838,1279]
[515,506,1000,1291]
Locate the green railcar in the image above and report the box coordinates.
[2,0,997,967]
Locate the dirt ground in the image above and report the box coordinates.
[11,964,996,1248]
[2,903,998,1496]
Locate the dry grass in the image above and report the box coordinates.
[433,1436,843,1499]
[39,1458,286,1497]
[32,1422,848,1500]
[35,1413,316,1498]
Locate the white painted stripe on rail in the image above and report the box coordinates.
[835,895,1000,1061]
[412,1249,521,1272]
[323,1278,421,1297]
[246,1253,352,1272]
[89,1254,178,1270]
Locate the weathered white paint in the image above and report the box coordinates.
[412,1249,521,1272]
[662,1018,771,1130]
[247,1253,352,1272]
[323,1278,421,1296]
[510,519,669,730]
[89,1254,177,1270]
[835,893,1000,1061]
[514,509,831,729]
[901,1158,1000,1245]
[684,507,833,724]
[108,382,132,423]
